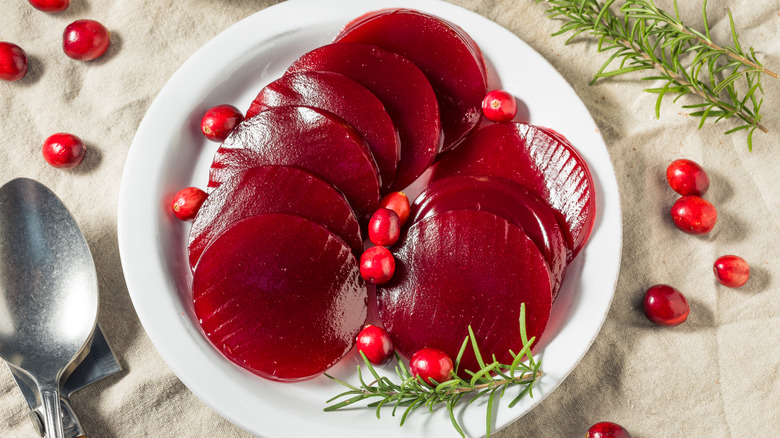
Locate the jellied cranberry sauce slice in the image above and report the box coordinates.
[410,176,568,300]
[433,123,596,258]
[247,71,399,192]
[335,9,487,152]
[378,210,552,377]
[189,165,362,270]
[208,106,380,222]
[193,213,366,382]
[287,43,440,191]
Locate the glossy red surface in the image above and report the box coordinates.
[192,213,366,381]
[0,42,28,82]
[482,90,517,123]
[378,210,552,376]
[189,165,362,270]
[359,246,395,285]
[41,133,86,168]
[28,0,69,12]
[410,176,568,299]
[713,255,750,288]
[433,123,596,258]
[356,325,394,365]
[587,422,632,438]
[670,195,717,235]
[642,285,689,327]
[409,348,453,385]
[335,9,486,152]
[287,43,440,191]
[379,191,410,226]
[368,208,400,247]
[667,159,709,196]
[207,106,379,222]
[63,19,110,61]
[247,71,399,192]
[201,104,243,142]
[172,187,207,222]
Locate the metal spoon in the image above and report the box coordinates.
[0,178,98,438]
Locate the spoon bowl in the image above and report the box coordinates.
[0,178,98,438]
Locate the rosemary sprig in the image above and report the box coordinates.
[324,304,542,438]
[540,0,777,150]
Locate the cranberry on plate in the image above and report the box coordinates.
[409,348,453,386]
[356,325,394,365]
[42,133,86,169]
[379,191,410,226]
[0,42,28,82]
[201,104,244,142]
[482,90,517,123]
[666,159,709,196]
[172,187,207,221]
[359,246,395,285]
[642,284,689,327]
[63,20,111,61]
[713,255,750,288]
[29,0,69,13]
[368,208,401,246]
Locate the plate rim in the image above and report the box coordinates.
[117,0,624,436]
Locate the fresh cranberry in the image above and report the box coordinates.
[359,246,395,285]
[409,348,453,385]
[666,159,709,196]
[587,422,631,438]
[714,255,750,288]
[42,133,86,169]
[201,104,244,142]
[63,20,111,61]
[172,187,207,221]
[481,90,517,123]
[368,208,401,246]
[29,0,69,13]
[642,285,689,327]
[670,195,717,234]
[0,42,28,82]
[356,325,394,365]
[379,191,411,226]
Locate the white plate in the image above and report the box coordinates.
[117,1,623,436]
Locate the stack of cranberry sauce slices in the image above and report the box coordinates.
[187,9,596,382]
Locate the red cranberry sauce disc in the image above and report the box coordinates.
[207,106,380,222]
[247,71,399,192]
[335,9,487,153]
[188,165,362,270]
[433,123,596,258]
[378,210,552,377]
[193,213,367,382]
[287,43,440,191]
[410,176,568,300]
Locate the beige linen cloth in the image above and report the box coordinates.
[1,0,778,436]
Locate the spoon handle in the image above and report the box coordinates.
[41,388,65,438]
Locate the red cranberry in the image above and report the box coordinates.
[379,191,411,226]
[172,187,207,221]
[670,195,717,235]
[356,325,394,365]
[63,20,111,61]
[587,422,631,438]
[666,159,709,196]
[714,255,750,288]
[359,246,395,285]
[642,285,689,327]
[368,208,401,246]
[29,0,69,12]
[42,133,86,169]
[0,42,28,82]
[201,105,244,142]
[409,348,453,385]
[481,90,517,123]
